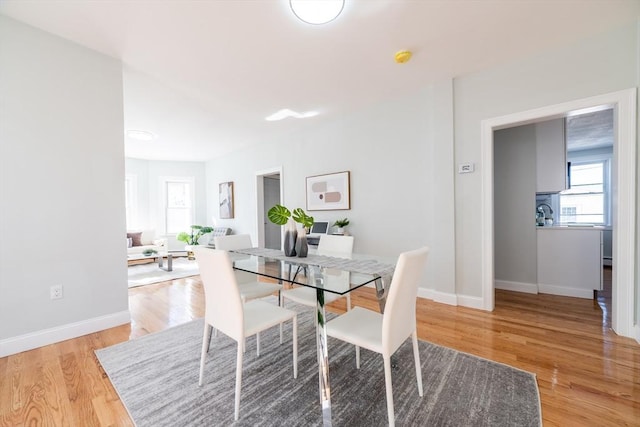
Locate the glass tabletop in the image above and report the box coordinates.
[228,249,396,296]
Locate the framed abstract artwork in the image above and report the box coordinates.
[219,181,234,219]
[306,171,350,211]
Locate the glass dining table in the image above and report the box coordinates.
[228,248,396,427]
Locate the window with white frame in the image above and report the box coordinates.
[559,159,609,225]
[162,178,194,234]
[124,174,137,229]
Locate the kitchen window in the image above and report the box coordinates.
[559,159,609,225]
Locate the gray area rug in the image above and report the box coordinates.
[127,257,199,288]
[96,303,541,426]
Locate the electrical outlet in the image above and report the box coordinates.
[50,285,63,300]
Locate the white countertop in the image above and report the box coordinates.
[536,224,607,231]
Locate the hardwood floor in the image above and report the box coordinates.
[1,268,638,426]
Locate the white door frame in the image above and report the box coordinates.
[255,166,284,248]
[481,88,637,338]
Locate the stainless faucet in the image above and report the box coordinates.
[536,203,553,219]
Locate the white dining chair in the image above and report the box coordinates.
[281,234,355,311]
[214,234,283,303]
[195,247,298,421]
[325,246,429,427]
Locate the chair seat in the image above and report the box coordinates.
[238,281,282,302]
[326,306,383,354]
[282,286,344,306]
[244,300,296,337]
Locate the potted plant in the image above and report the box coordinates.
[142,248,158,257]
[333,218,349,235]
[177,225,214,259]
[268,205,314,257]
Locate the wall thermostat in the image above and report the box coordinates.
[458,163,475,174]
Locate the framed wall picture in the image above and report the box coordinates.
[219,181,234,219]
[306,171,350,211]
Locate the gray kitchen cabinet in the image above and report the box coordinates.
[535,118,567,193]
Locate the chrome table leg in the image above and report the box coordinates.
[316,286,332,426]
[374,276,389,313]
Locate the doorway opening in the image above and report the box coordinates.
[492,107,615,325]
[255,167,283,250]
[481,89,636,338]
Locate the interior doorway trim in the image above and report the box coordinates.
[480,88,637,338]
[255,166,284,248]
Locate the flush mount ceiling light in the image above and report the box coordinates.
[126,129,156,141]
[265,109,319,121]
[290,0,345,25]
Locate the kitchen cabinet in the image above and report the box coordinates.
[537,227,603,298]
[535,118,567,193]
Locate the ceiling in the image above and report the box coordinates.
[566,108,614,152]
[1,0,637,161]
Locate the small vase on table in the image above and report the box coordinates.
[283,218,298,257]
[296,227,308,258]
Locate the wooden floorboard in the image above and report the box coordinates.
[1,268,638,426]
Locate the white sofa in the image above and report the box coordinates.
[205,227,232,247]
[127,230,168,257]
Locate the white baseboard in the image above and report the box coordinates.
[456,294,485,310]
[382,284,484,311]
[417,287,434,300]
[634,323,640,345]
[416,288,458,306]
[417,288,483,309]
[495,280,538,294]
[537,283,593,299]
[432,290,458,306]
[0,310,131,358]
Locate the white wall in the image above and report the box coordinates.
[2,15,636,355]
[205,20,638,311]
[637,21,640,338]
[205,82,457,298]
[494,125,537,287]
[125,158,208,249]
[453,21,638,299]
[125,157,150,230]
[0,16,128,355]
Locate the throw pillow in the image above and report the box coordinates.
[127,237,133,248]
[127,232,143,247]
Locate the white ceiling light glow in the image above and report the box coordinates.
[290,0,345,25]
[126,130,156,141]
[265,109,319,121]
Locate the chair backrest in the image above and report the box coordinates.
[194,247,244,341]
[214,234,256,284]
[382,247,429,356]
[317,235,354,293]
[214,234,253,250]
[317,234,354,256]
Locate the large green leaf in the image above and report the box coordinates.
[267,204,291,225]
[292,208,314,228]
[176,232,190,243]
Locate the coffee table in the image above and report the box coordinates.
[127,252,173,271]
